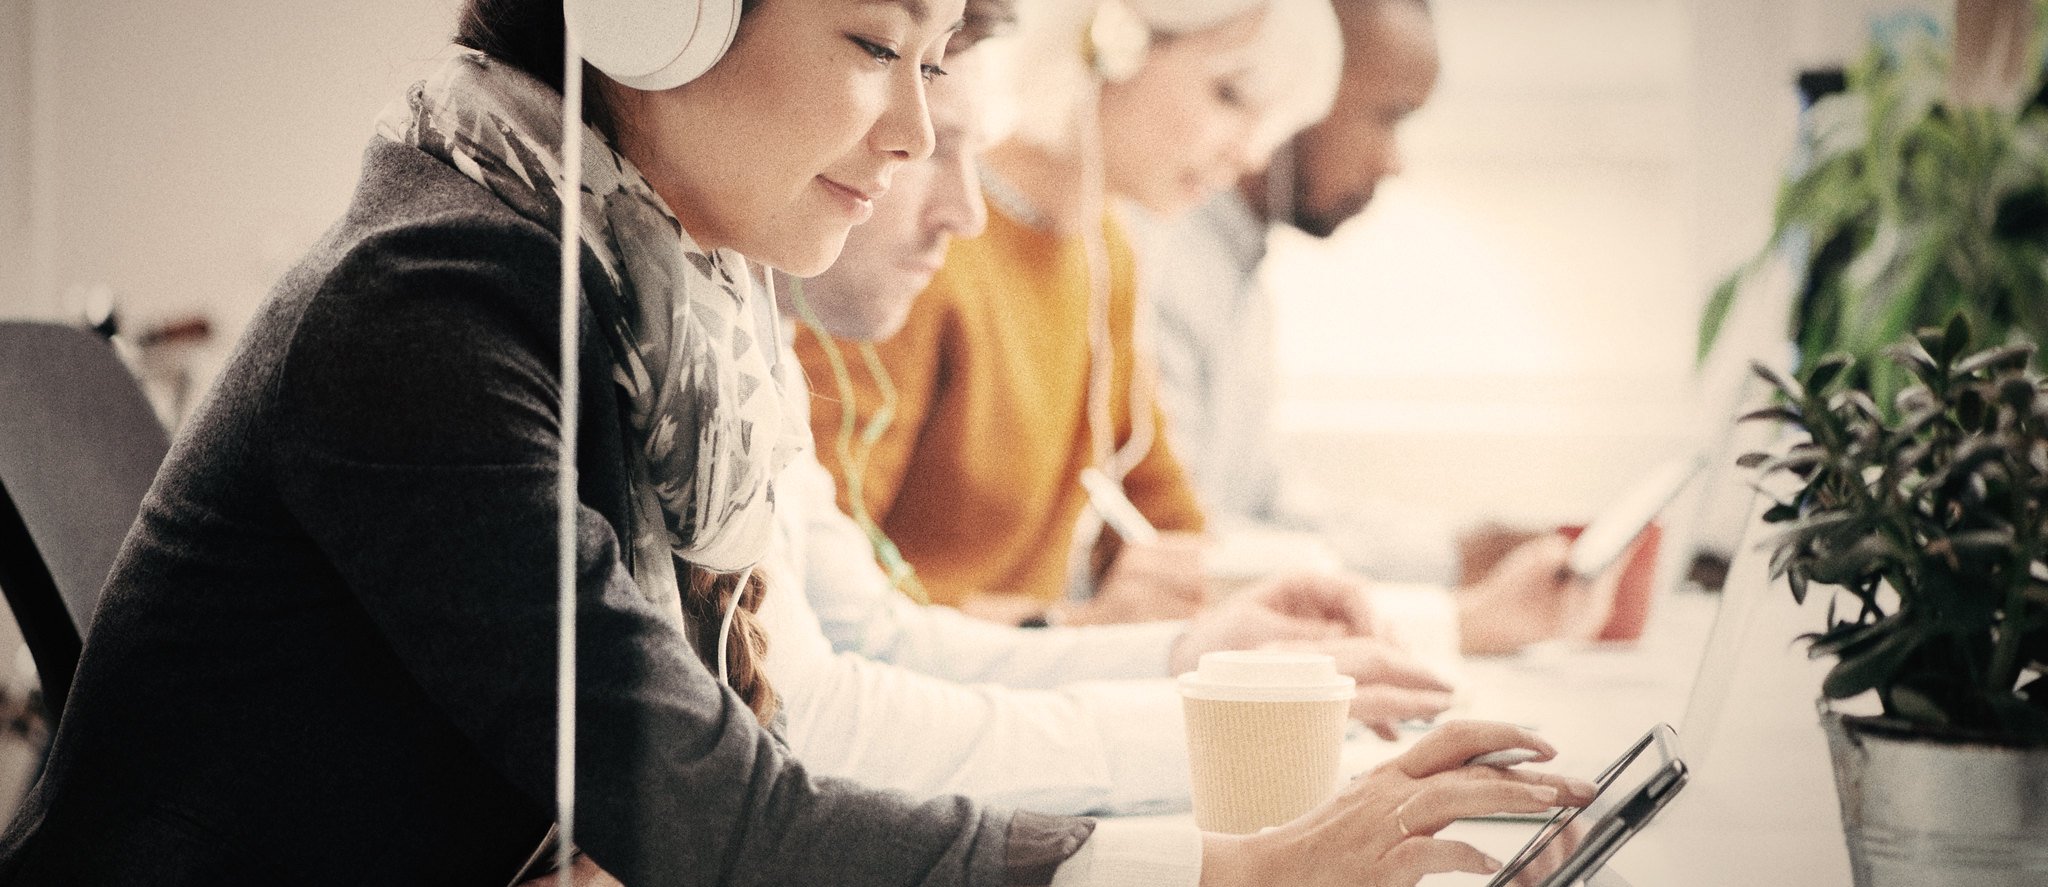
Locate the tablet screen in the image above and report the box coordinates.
[1487,724,1683,886]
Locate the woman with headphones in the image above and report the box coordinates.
[0,0,1587,884]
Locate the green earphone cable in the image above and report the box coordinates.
[787,277,930,604]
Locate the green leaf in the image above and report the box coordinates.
[1763,448,1828,479]
[1768,542,1798,580]
[1999,376,2038,413]
[1805,94,1874,169]
[1739,406,1804,426]
[2023,673,2048,706]
[1886,684,1953,726]
[1959,386,1995,431]
[1823,624,1924,698]
[1833,389,1883,423]
[1934,437,2010,491]
[1944,528,2018,558]
[1941,314,1973,364]
[1806,353,1855,393]
[1890,341,1942,387]
[1892,387,1943,426]
[1809,615,1891,657]
[1807,534,1901,586]
[1892,439,1936,475]
[1957,344,2040,376]
[1847,225,1944,373]
[1698,274,1743,367]
[1750,362,1804,400]
[1765,515,1865,574]
[1917,327,1952,367]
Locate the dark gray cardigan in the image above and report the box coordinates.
[0,140,1089,885]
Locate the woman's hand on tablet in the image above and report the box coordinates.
[1197,721,1598,887]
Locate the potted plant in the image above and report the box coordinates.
[1741,315,2048,885]
[1698,5,2048,412]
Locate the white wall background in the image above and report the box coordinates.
[0,0,1950,542]
[1,0,32,317]
[1263,0,1945,541]
[4,0,462,346]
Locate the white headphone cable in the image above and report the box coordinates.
[555,25,586,887]
[715,565,755,686]
[1077,93,1118,477]
[785,276,928,601]
[1066,64,1162,599]
[713,265,770,687]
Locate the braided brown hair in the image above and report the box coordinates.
[683,565,777,725]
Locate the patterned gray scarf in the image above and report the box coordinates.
[376,54,806,622]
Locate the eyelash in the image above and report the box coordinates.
[851,36,948,82]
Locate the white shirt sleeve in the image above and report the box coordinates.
[758,444,1194,815]
[762,340,1201,814]
[792,442,1187,689]
[758,562,1194,815]
[1050,820,1204,887]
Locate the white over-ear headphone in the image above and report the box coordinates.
[1086,0,1152,83]
[565,0,743,91]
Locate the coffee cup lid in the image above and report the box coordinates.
[1177,651,1356,702]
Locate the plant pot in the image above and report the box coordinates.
[1820,707,2048,886]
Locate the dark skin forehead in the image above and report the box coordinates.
[1335,0,1438,104]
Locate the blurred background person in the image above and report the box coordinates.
[1133,0,1601,654]
[760,6,1456,821]
[795,0,1601,661]
[792,0,1345,627]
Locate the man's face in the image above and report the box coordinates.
[1289,1,1439,238]
[794,55,988,341]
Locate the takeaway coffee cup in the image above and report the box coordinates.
[1179,651,1355,834]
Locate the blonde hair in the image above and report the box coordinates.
[983,0,1343,157]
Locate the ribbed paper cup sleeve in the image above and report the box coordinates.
[1178,652,1354,834]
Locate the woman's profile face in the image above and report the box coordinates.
[1096,8,1268,216]
[608,0,965,276]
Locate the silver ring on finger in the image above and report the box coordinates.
[1394,799,1414,840]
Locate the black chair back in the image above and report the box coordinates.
[0,322,168,718]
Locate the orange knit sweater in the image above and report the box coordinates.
[792,206,1207,607]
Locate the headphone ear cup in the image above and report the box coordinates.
[566,0,741,91]
[1086,0,1151,83]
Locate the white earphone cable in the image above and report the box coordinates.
[555,26,585,887]
[710,268,773,686]
[1065,55,1164,598]
[715,564,754,686]
[785,275,928,601]
[1077,95,1118,477]
[711,267,775,684]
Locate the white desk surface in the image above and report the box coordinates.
[1151,569,1860,886]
